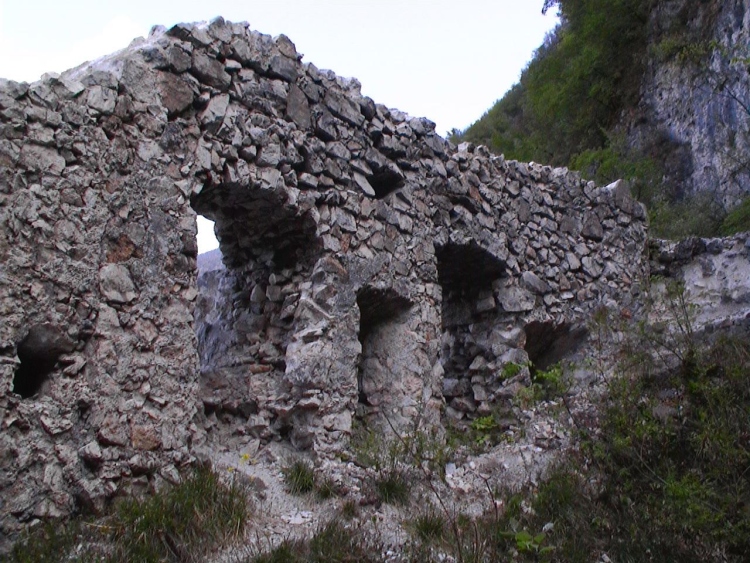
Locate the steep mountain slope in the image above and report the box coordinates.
[460,0,750,238]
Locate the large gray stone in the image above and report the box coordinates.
[158,73,195,116]
[285,83,311,130]
[521,271,550,295]
[99,264,137,304]
[324,91,364,127]
[192,51,231,90]
[200,93,230,132]
[497,286,536,312]
[19,144,65,175]
[582,214,604,241]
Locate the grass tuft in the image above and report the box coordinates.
[249,520,383,563]
[411,510,446,542]
[10,520,92,563]
[10,465,249,563]
[108,465,249,562]
[282,460,316,495]
[340,499,360,520]
[374,471,410,505]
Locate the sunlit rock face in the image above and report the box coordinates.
[0,18,649,544]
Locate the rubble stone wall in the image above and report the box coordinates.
[0,18,648,541]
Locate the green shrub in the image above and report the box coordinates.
[470,415,496,434]
[649,194,726,239]
[444,407,516,453]
[433,286,750,562]
[583,334,750,560]
[569,139,662,201]
[650,36,719,64]
[720,196,750,235]
[457,0,742,242]
[350,418,452,478]
[531,363,567,400]
[468,415,502,449]
[501,361,523,379]
[463,0,655,167]
[514,363,569,407]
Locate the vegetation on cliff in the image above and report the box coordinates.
[457,0,750,238]
[462,0,653,167]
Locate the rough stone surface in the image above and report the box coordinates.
[628,0,750,207]
[650,233,750,330]
[0,18,652,546]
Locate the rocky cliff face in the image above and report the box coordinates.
[626,0,750,206]
[0,18,649,545]
[651,233,750,331]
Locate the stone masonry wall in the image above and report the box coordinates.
[0,18,648,542]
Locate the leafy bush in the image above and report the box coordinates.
[470,415,496,434]
[650,36,720,64]
[500,361,523,379]
[649,194,726,239]
[406,284,750,562]
[490,289,750,561]
[571,139,729,240]
[463,0,655,167]
[530,363,567,401]
[458,0,743,241]
[350,417,452,477]
[463,413,514,450]
[570,138,662,199]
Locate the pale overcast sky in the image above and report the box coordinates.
[0,0,557,252]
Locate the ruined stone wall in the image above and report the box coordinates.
[0,18,648,541]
